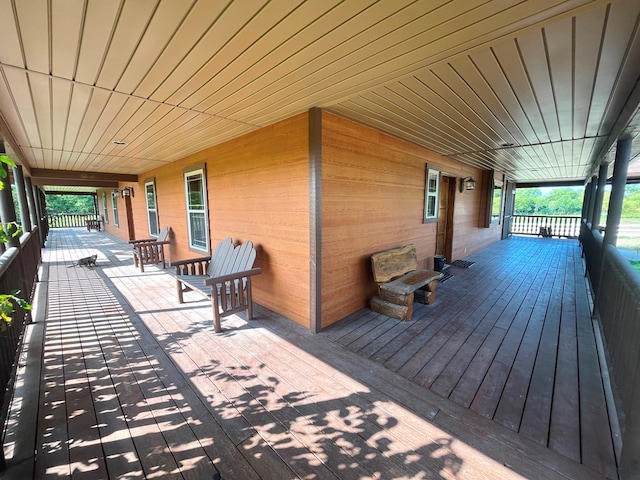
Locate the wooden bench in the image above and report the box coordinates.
[369,244,442,321]
[86,219,101,231]
[170,237,261,333]
[130,226,171,272]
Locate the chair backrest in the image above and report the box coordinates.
[229,241,256,274]
[208,237,234,277]
[371,244,418,283]
[157,226,170,242]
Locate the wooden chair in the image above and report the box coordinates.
[130,226,171,272]
[171,237,261,332]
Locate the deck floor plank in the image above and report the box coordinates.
[322,236,618,478]
[2,230,618,480]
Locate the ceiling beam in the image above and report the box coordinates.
[31,177,119,188]
[31,168,138,184]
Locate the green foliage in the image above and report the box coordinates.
[46,193,96,215]
[0,154,31,329]
[0,290,32,331]
[514,187,584,215]
[622,184,640,218]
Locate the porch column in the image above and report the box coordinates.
[24,176,38,230]
[582,176,597,227]
[603,138,631,248]
[0,159,20,249]
[590,164,608,230]
[32,185,46,246]
[12,165,32,232]
[585,175,598,228]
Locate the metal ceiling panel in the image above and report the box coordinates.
[0,0,638,187]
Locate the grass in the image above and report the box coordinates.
[630,260,640,274]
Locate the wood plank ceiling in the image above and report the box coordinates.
[1,0,639,186]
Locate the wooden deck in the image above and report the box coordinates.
[1,230,617,479]
[323,236,619,479]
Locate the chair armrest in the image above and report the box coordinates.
[170,256,212,275]
[205,267,262,286]
[129,238,157,245]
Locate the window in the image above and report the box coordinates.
[424,166,440,222]
[111,191,119,226]
[492,180,504,224]
[145,180,159,236]
[184,167,209,251]
[102,192,109,223]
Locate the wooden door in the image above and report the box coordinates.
[124,195,135,241]
[436,176,455,262]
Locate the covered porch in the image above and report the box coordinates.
[2,228,616,479]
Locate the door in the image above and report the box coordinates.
[436,176,455,263]
[124,195,135,241]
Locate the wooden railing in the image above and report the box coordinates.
[47,213,101,228]
[581,221,640,477]
[510,215,581,238]
[0,229,41,469]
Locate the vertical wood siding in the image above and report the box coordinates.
[320,111,502,327]
[132,113,311,327]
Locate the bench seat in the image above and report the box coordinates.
[370,244,441,320]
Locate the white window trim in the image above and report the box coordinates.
[111,191,119,226]
[424,166,440,222]
[145,179,159,236]
[102,192,109,223]
[184,167,209,252]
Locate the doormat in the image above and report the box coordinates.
[439,272,454,283]
[451,260,475,268]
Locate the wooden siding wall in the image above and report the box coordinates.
[97,188,132,242]
[129,113,311,327]
[320,111,502,328]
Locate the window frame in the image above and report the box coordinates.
[102,192,109,223]
[111,191,119,226]
[424,165,441,223]
[183,165,209,253]
[145,179,159,236]
[492,180,504,224]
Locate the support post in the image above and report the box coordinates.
[590,164,608,230]
[582,176,597,227]
[24,176,38,230]
[0,142,19,248]
[12,165,32,232]
[603,138,631,248]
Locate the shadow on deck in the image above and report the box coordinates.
[322,236,619,479]
[1,230,617,479]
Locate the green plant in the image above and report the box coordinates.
[0,154,32,329]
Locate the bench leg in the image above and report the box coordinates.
[246,279,254,320]
[212,294,222,333]
[176,278,185,304]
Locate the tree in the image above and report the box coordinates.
[514,188,543,214]
[46,194,95,215]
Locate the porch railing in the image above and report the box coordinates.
[581,221,640,477]
[510,215,580,238]
[0,229,40,469]
[47,213,101,228]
